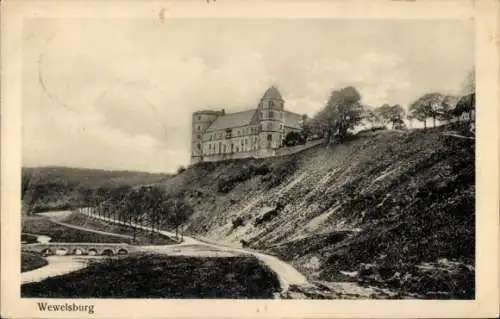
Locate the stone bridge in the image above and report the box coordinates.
[22,242,138,256]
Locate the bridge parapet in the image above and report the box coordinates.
[22,242,137,256]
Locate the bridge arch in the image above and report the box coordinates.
[73,248,85,255]
[101,249,114,256]
[41,248,53,256]
[55,247,69,256]
[117,249,128,255]
[87,248,98,256]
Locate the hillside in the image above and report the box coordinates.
[156,127,475,298]
[22,166,172,213]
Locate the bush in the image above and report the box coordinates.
[254,209,279,227]
[264,156,299,189]
[284,132,306,147]
[232,216,245,229]
[217,163,270,193]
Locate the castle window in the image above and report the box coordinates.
[280,124,283,130]
[269,111,274,118]
[269,101,274,108]
[259,124,263,131]
[260,111,264,118]
[267,134,272,141]
[198,115,202,120]
[236,146,239,152]
[197,143,201,150]
[267,123,272,130]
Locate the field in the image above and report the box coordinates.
[22,216,132,244]
[21,254,281,298]
[60,212,178,245]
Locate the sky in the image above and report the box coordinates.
[22,18,474,173]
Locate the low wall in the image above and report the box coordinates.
[274,139,325,157]
[198,139,325,163]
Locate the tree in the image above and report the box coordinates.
[362,108,384,128]
[375,104,406,129]
[453,93,475,124]
[125,188,145,241]
[409,93,444,128]
[313,86,365,143]
[283,131,305,146]
[374,104,392,126]
[167,197,193,240]
[436,96,456,124]
[388,105,406,129]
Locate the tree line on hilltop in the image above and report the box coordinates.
[283,70,475,146]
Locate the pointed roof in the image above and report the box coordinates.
[261,86,283,101]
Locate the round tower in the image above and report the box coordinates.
[191,110,223,164]
[258,86,285,151]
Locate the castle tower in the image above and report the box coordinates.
[257,86,285,151]
[191,110,223,164]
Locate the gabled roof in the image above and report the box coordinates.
[261,86,283,101]
[205,109,257,132]
[284,111,303,129]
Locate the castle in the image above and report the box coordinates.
[191,86,303,164]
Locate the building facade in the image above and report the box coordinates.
[191,86,303,164]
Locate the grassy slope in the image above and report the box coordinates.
[156,127,474,298]
[22,216,132,243]
[21,252,49,272]
[21,254,280,298]
[60,212,178,245]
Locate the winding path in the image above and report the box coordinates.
[81,211,312,293]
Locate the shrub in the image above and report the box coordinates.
[264,156,299,189]
[232,216,245,229]
[254,209,279,227]
[217,163,269,193]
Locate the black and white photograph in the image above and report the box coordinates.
[2,0,499,318]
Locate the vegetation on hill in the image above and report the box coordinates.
[152,125,474,299]
[22,167,171,214]
[22,215,133,243]
[21,254,280,299]
[21,252,48,272]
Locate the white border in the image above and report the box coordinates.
[2,0,498,318]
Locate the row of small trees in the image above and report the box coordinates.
[407,92,475,129]
[80,185,192,242]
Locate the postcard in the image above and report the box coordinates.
[1,0,498,318]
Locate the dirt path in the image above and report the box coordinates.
[83,211,312,293]
[22,256,91,284]
[52,220,133,239]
